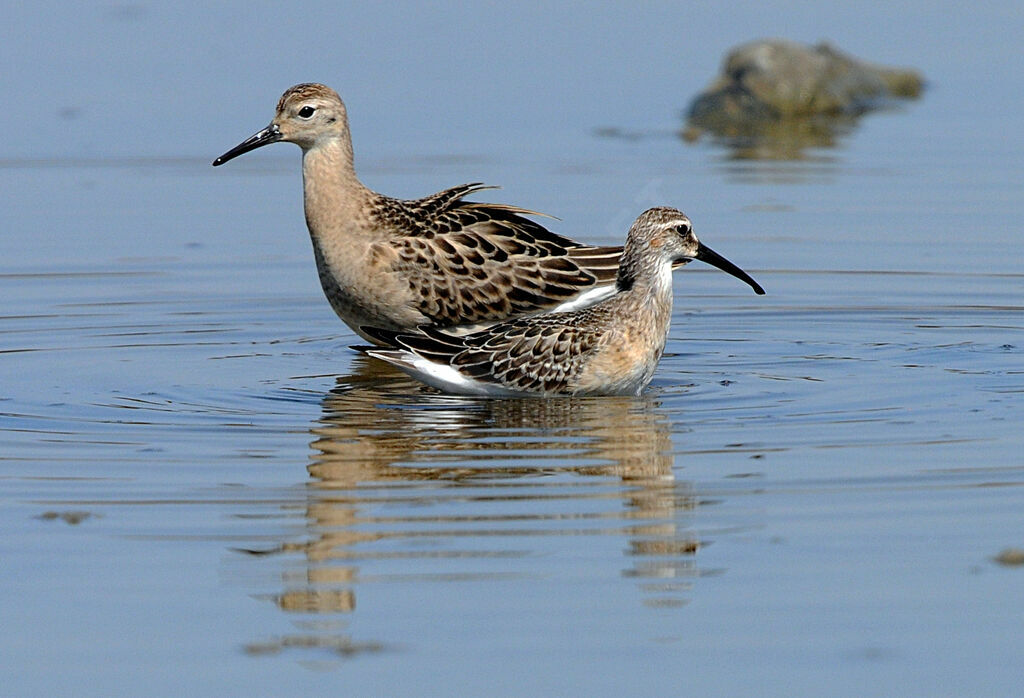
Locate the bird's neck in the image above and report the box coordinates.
[615,256,674,324]
[301,136,372,238]
[616,246,674,294]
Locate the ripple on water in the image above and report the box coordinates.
[3,261,1024,672]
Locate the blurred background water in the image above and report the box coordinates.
[2,2,1023,696]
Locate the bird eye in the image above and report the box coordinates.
[675,223,691,235]
[298,106,316,118]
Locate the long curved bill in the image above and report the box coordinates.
[212,124,282,166]
[694,242,766,295]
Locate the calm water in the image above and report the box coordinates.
[3,2,1024,696]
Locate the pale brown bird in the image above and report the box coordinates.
[361,207,764,396]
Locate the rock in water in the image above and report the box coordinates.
[683,40,924,157]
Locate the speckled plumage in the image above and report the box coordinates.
[362,207,765,397]
[213,83,623,344]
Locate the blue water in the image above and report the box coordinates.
[2,2,1023,696]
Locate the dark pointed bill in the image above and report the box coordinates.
[211,124,282,166]
[694,242,766,295]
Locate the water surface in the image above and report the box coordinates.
[3,2,1024,696]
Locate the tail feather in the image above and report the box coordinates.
[360,325,465,364]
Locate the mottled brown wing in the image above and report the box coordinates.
[364,314,607,395]
[565,245,621,285]
[375,185,624,326]
[451,313,606,394]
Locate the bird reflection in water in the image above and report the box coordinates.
[244,356,702,660]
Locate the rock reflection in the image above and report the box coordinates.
[684,114,861,161]
[247,358,701,657]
